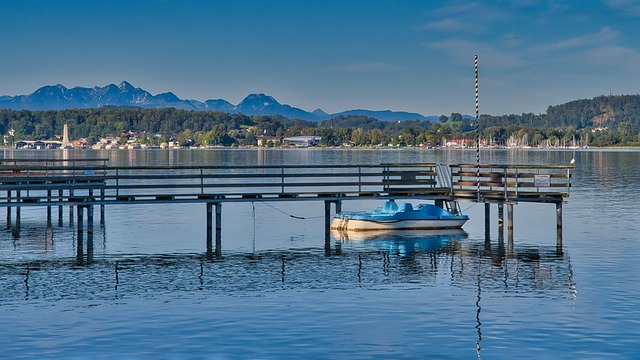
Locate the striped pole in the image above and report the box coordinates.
[475,55,480,202]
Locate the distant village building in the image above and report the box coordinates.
[282,136,321,147]
[14,140,63,149]
[72,138,88,148]
[444,139,475,148]
[257,136,281,147]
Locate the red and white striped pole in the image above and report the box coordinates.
[475,55,480,202]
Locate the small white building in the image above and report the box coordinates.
[282,136,322,147]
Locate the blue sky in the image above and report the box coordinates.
[1,0,639,116]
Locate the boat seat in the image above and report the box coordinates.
[398,203,413,212]
[383,201,398,213]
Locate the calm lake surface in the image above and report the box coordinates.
[1,148,639,359]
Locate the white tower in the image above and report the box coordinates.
[62,124,71,148]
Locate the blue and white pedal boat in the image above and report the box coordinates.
[331,200,469,231]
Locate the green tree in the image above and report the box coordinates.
[450,113,463,123]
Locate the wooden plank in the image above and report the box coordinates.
[68,196,96,203]
[358,192,379,197]
[242,194,262,199]
[454,180,504,187]
[382,170,437,176]
[198,194,225,200]
[453,171,506,178]
[116,196,135,201]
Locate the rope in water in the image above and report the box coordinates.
[257,200,323,220]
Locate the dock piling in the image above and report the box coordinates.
[69,189,74,226]
[76,205,84,264]
[507,203,514,242]
[205,202,222,257]
[100,188,105,225]
[556,203,563,251]
[497,203,504,241]
[16,190,21,225]
[206,203,213,256]
[6,190,11,228]
[215,203,222,257]
[58,189,63,226]
[324,201,332,256]
[46,189,52,227]
[87,205,94,264]
[484,203,491,240]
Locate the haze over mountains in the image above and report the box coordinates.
[0,81,438,122]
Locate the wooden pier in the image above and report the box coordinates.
[0,158,572,259]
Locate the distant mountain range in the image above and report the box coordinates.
[0,81,440,122]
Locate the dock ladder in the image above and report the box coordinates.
[436,163,462,215]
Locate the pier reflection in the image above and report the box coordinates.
[0,220,107,267]
[0,234,575,305]
[333,230,574,296]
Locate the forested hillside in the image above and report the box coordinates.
[1,94,639,147]
[481,95,640,129]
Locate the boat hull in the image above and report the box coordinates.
[331,217,468,231]
[330,201,469,232]
[332,228,468,241]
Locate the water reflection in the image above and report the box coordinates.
[1,237,575,306]
[333,229,468,256]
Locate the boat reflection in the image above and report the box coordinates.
[332,229,468,256]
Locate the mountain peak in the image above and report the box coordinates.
[237,93,282,113]
[0,83,430,122]
[242,93,278,105]
[312,108,329,117]
[118,81,134,91]
[32,84,68,97]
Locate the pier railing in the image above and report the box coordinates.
[0,162,445,204]
[107,163,443,198]
[0,160,572,205]
[450,164,572,202]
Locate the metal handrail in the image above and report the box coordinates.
[0,162,571,204]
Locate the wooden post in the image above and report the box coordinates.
[435,199,444,209]
[507,203,514,242]
[484,203,491,240]
[206,203,213,256]
[58,189,63,227]
[215,202,222,257]
[556,202,563,251]
[87,205,94,264]
[69,189,74,226]
[6,190,11,228]
[16,190,21,226]
[100,188,105,225]
[87,205,94,235]
[47,189,52,227]
[324,201,331,256]
[76,205,84,264]
[497,203,504,242]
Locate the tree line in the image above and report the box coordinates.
[1,94,639,148]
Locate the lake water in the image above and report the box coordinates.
[0,148,639,359]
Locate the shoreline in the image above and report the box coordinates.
[1,145,639,151]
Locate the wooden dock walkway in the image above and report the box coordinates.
[0,158,572,258]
